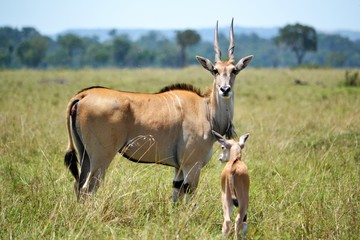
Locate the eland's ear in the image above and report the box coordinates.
[212,130,229,147]
[234,55,253,74]
[196,56,215,74]
[239,133,250,149]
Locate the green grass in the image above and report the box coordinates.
[0,68,359,239]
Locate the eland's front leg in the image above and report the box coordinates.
[172,168,185,202]
[182,163,202,203]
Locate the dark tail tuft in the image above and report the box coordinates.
[232,198,239,207]
[64,150,79,181]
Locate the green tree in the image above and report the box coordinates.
[125,44,155,67]
[112,35,131,67]
[0,48,12,67]
[86,44,111,67]
[0,27,19,67]
[0,27,44,67]
[176,30,201,67]
[109,29,117,38]
[16,37,48,67]
[46,49,68,67]
[58,34,85,67]
[325,52,347,67]
[133,31,175,67]
[275,23,317,65]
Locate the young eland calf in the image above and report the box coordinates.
[212,130,250,239]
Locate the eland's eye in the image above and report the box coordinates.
[231,69,237,75]
[221,146,225,149]
[213,68,219,75]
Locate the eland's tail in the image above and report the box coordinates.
[64,98,80,182]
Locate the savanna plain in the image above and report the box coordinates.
[0,67,359,239]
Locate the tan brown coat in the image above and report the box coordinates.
[64,20,253,201]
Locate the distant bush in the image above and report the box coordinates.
[344,70,360,87]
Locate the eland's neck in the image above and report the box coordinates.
[209,82,235,138]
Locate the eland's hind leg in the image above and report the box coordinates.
[83,146,118,194]
[87,167,107,194]
[77,150,91,200]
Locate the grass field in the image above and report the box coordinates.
[0,67,359,239]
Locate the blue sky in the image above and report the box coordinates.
[1,0,360,35]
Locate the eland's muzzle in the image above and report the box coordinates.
[220,85,231,98]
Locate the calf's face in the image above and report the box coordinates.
[213,131,249,162]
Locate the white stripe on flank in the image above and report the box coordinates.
[169,91,183,115]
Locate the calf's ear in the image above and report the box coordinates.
[239,133,250,149]
[212,130,230,148]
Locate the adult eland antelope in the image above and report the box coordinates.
[64,19,253,201]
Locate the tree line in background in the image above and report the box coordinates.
[0,23,359,69]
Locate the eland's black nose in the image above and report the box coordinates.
[220,86,231,95]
